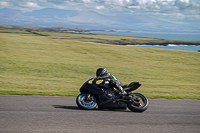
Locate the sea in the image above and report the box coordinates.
[89,31,200,52]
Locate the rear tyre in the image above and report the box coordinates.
[76,93,97,110]
[127,93,148,112]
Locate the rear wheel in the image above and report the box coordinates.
[76,93,97,110]
[127,93,148,112]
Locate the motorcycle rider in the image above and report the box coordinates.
[93,68,127,95]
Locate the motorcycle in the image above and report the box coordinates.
[76,76,149,112]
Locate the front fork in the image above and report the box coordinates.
[85,93,94,101]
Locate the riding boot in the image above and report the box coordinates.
[119,86,127,95]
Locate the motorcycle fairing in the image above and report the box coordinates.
[80,83,126,109]
[98,101,127,109]
[80,84,103,95]
[80,84,104,105]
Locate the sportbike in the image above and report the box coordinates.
[76,76,149,112]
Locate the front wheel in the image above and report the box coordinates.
[127,93,149,112]
[76,93,97,110]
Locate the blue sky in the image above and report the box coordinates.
[0,0,199,27]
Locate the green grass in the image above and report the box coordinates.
[0,29,200,99]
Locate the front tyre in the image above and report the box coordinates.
[127,93,149,112]
[76,93,97,110]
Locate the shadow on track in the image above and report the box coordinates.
[52,105,129,112]
[52,105,80,110]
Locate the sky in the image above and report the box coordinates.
[0,0,200,27]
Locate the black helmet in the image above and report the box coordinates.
[96,68,107,77]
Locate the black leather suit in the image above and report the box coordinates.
[94,72,123,92]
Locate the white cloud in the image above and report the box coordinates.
[82,0,91,3]
[25,2,40,8]
[128,6,140,9]
[0,1,8,6]
[180,0,189,3]
[96,6,105,10]
[176,12,185,19]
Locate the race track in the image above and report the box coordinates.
[0,95,200,133]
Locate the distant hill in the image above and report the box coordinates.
[0,8,200,33]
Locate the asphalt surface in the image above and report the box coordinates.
[0,95,200,133]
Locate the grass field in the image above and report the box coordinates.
[0,29,200,99]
